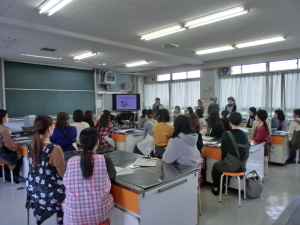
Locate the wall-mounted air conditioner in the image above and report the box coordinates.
[219,67,231,76]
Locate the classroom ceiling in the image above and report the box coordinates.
[1,0,300,73]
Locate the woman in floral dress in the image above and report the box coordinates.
[26,115,65,225]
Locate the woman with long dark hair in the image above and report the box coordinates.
[185,107,194,115]
[84,110,95,128]
[221,110,231,131]
[152,109,174,159]
[0,109,23,183]
[209,110,225,138]
[163,115,201,167]
[26,115,65,225]
[63,128,116,225]
[189,114,204,151]
[138,109,148,129]
[253,110,271,144]
[97,114,113,149]
[271,110,288,131]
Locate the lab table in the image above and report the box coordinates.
[106,151,199,225]
[112,128,144,152]
[273,195,300,225]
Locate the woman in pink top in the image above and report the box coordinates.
[63,128,115,225]
[253,110,271,144]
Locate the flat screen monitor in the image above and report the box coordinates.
[112,94,140,111]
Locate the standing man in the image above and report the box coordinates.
[152,98,163,117]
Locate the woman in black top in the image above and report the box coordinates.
[185,107,194,115]
[246,107,257,128]
[84,110,95,128]
[221,110,231,131]
[189,114,204,152]
[209,110,225,138]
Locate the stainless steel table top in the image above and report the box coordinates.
[104,151,198,192]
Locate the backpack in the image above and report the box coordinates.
[291,120,300,151]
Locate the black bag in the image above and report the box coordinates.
[246,170,263,199]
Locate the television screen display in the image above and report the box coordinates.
[112,94,140,110]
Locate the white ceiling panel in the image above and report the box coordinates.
[2,4,39,21]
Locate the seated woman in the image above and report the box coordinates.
[63,128,116,225]
[138,109,148,129]
[0,109,22,183]
[252,110,271,156]
[246,107,257,128]
[185,107,194,115]
[50,112,77,160]
[211,112,250,196]
[209,110,225,138]
[271,110,288,131]
[71,109,90,145]
[83,110,95,128]
[221,110,231,131]
[189,114,203,152]
[152,109,174,159]
[26,115,65,225]
[134,109,157,155]
[173,106,182,121]
[163,115,201,167]
[97,114,113,149]
[195,109,207,135]
[252,110,271,144]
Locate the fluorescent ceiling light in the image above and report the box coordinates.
[141,25,185,41]
[126,61,149,67]
[21,54,62,60]
[185,6,248,29]
[39,0,73,16]
[235,36,286,48]
[0,37,14,49]
[196,46,234,55]
[73,52,97,60]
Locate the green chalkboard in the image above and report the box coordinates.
[6,90,95,118]
[5,61,94,90]
[4,61,95,117]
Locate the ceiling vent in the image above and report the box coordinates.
[161,43,179,48]
[41,47,57,52]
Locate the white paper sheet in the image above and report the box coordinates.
[115,167,134,176]
[133,158,156,167]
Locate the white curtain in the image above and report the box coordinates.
[220,72,281,115]
[284,71,300,116]
[144,82,169,109]
[170,80,200,111]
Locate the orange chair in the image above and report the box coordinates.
[98,219,109,225]
[0,163,14,186]
[219,172,246,207]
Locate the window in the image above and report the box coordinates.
[187,70,200,78]
[157,74,170,81]
[242,63,266,73]
[269,59,297,71]
[231,66,242,75]
[172,72,187,80]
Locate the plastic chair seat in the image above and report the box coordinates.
[0,163,14,186]
[223,172,244,177]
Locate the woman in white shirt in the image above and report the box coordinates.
[72,109,90,145]
[196,109,207,135]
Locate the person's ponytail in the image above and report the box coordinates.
[80,149,94,179]
[263,121,270,135]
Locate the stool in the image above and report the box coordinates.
[1,163,14,186]
[98,219,109,225]
[295,149,299,166]
[219,172,246,207]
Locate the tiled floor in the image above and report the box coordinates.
[0,162,299,225]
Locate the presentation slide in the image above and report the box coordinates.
[116,95,137,110]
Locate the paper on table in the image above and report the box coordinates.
[133,158,156,167]
[115,167,134,176]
